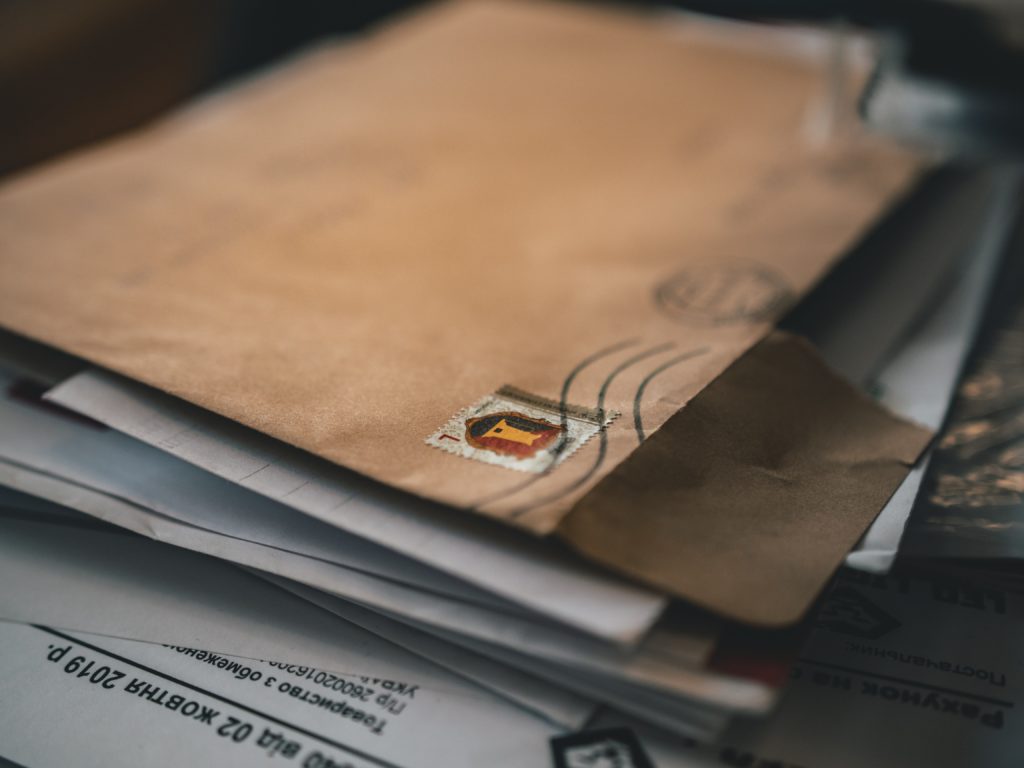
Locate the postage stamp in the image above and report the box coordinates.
[426,385,616,473]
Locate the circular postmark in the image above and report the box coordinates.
[654,260,794,326]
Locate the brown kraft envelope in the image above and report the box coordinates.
[0,0,931,624]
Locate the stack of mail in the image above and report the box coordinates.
[0,1,1019,765]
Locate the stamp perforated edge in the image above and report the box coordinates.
[425,386,619,473]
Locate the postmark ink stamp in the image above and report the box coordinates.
[426,385,616,473]
[655,259,793,325]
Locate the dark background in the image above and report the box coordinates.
[4,0,1013,178]
[0,0,423,178]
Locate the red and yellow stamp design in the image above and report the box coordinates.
[465,411,564,459]
[427,385,614,473]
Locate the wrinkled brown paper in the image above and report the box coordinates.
[0,0,930,623]
[561,332,930,625]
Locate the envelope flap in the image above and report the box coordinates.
[557,331,932,626]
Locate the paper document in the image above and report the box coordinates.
[4,453,709,685]
[0,621,561,768]
[0,494,592,730]
[0,367,511,609]
[594,567,1024,768]
[43,367,667,643]
[0,367,693,670]
[263,575,734,741]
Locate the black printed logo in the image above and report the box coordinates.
[551,727,655,768]
[814,586,902,640]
